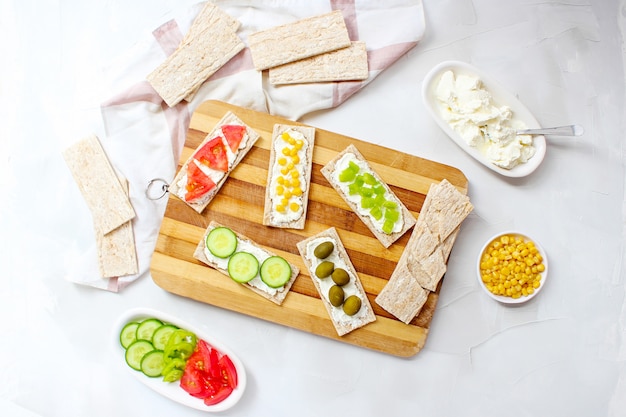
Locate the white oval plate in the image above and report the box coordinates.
[111,307,247,412]
[476,231,548,304]
[421,60,546,178]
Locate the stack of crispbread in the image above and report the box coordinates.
[248,10,369,85]
[375,179,473,324]
[63,134,138,279]
[148,7,369,104]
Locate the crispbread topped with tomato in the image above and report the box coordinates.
[170,111,261,213]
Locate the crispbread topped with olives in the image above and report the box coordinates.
[296,227,376,336]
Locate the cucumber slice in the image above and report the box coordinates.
[206,227,238,258]
[136,318,164,342]
[140,350,166,378]
[152,324,178,351]
[120,321,139,349]
[125,340,155,371]
[227,252,259,283]
[260,256,292,288]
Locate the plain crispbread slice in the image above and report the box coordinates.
[181,2,240,47]
[147,3,244,107]
[296,227,376,336]
[62,134,136,235]
[263,123,316,229]
[375,262,429,325]
[193,221,299,305]
[248,10,351,71]
[169,111,260,214]
[376,179,473,323]
[320,144,416,248]
[95,176,138,278]
[419,179,474,243]
[269,41,369,85]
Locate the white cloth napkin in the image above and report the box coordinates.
[67,0,425,291]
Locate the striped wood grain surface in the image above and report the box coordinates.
[151,100,468,357]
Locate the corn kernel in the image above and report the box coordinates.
[479,234,545,299]
[278,157,287,166]
[289,202,299,212]
[275,185,284,195]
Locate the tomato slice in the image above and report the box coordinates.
[180,366,206,397]
[185,162,216,202]
[221,124,246,152]
[208,348,222,380]
[204,385,233,406]
[194,136,229,172]
[219,354,238,389]
[180,339,235,406]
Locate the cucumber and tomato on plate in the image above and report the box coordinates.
[115,309,245,411]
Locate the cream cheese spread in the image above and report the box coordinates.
[203,234,283,296]
[304,237,370,323]
[268,129,309,225]
[175,126,249,201]
[435,70,535,169]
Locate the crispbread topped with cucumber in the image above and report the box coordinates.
[193,221,299,305]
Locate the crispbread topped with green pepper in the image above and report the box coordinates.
[320,144,416,248]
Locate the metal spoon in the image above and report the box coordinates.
[517,124,584,137]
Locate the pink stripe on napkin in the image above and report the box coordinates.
[101,80,162,107]
[153,19,184,56]
[368,42,418,71]
[332,0,359,41]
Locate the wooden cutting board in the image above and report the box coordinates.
[151,100,468,357]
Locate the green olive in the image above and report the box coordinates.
[331,268,350,286]
[342,295,362,316]
[315,261,334,278]
[313,241,334,259]
[328,285,344,307]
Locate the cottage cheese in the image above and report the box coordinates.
[435,70,535,169]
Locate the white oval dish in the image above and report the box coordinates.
[421,60,546,178]
[111,307,247,412]
[476,231,548,304]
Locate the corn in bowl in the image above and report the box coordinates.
[477,232,548,304]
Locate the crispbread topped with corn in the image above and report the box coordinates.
[263,124,316,229]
